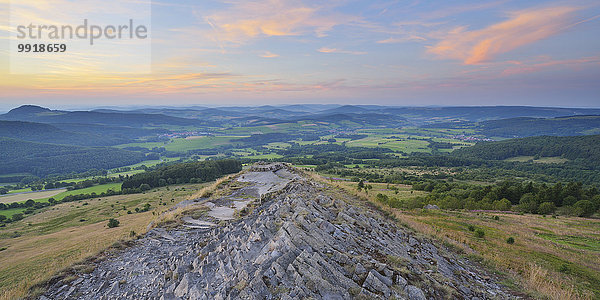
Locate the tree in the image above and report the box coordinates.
[139,184,151,191]
[107,218,120,228]
[592,195,600,212]
[519,193,538,213]
[493,198,512,211]
[357,179,364,191]
[25,199,36,207]
[573,200,595,217]
[537,202,556,215]
[563,196,578,206]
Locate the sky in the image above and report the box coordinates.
[0,0,599,110]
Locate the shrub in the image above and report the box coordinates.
[11,213,24,222]
[573,200,595,217]
[493,215,500,221]
[493,198,512,211]
[474,228,485,238]
[468,225,475,232]
[107,218,120,228]
[558,263,570,274]
[519,193,538,213]
[537,202,556,215]
[506,237,515,244]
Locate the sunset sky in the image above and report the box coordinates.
[1,0,599,110]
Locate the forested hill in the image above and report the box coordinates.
[0,105,205,127]
[0,138,146,177]
[425,115,600,138]
[452,135,600,163]
[0,121,131,146]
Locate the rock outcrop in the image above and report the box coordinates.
[41,163,516,299]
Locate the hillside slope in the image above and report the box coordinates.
[0,105,204,127]
[0,121,132,146]
[0,138,145,177]
[41,164,515,299]
[452,134,600,163]
[425,115,600,138]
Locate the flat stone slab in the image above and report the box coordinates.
[207,206,235,220]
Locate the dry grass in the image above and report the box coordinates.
[150,205,209,230]
[307,171,600,300]
[0,189,66,204]
[0,182,211,300]
[525,263,590,300]
[187,173,238,200]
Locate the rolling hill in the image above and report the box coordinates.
[0,105,206,127]
[0,138,146,177]
[425,115,600,138]
[452,134,600,163]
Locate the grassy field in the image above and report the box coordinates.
[324,175,600,300]
[505,156,569,164]
[164,136,244,152]
[0,183,123,219]
[6,188,33,194]
[0,182,211,300]
[0,189,67,204]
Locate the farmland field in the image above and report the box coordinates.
[0,189,67,204]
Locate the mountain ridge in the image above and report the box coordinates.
[40,163,517,299]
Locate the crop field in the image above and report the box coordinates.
[346,135,431,153]
[0,182,211,300]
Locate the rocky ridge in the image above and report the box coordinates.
[41,163,516,299]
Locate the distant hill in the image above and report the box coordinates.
[452,135,600,166]
[1,105,205,127]
[319,105,371,114]
[52,123,167,140]
[9,105,600,130]
[0,121,134,146]
[425,115,600,138]
[293,112,408,127]
[0,138,146,177]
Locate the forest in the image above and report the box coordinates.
[121,159,241,192]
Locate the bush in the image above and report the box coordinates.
[493,215,500,221]
[474,228,485,238]
[537,202,556,215]
[506,237,515,244]
[493,198,512,211]
[11,213,24,222]
[519,193,538,213]
[468,225,475,232]
[107,218,120,228]
[558,263,570,274]
[573,200,595,217]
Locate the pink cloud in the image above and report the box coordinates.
[317,47,366,55]
[501,56,600,76]
[260,51,280,58]
[427,6,580,65]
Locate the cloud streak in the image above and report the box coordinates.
[317,47,366,55]
[427,6,580,64]
[204,0,358,44]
